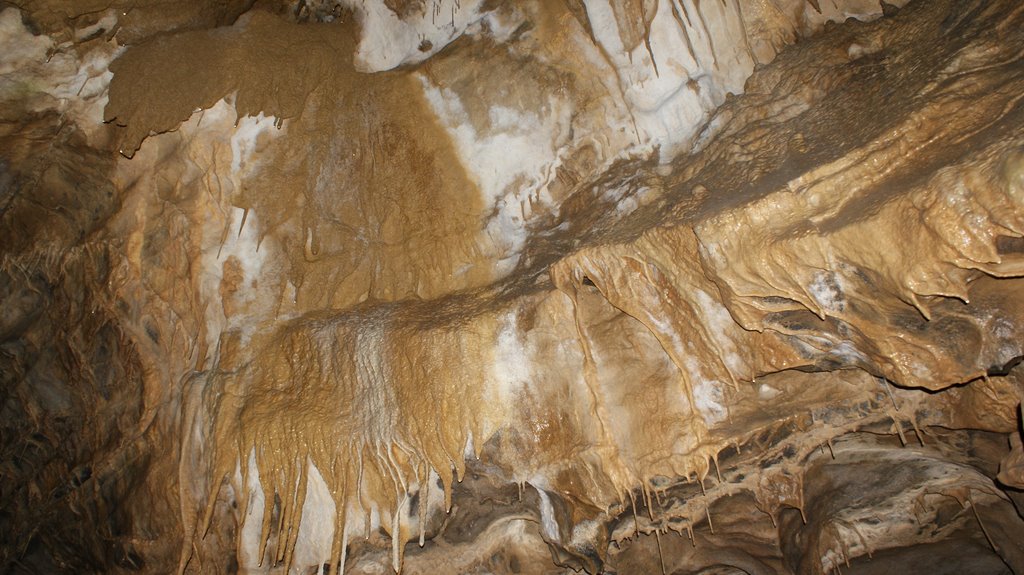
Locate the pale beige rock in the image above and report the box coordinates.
[0,0,1023,574]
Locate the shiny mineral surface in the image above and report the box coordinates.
[1,0,1023,573]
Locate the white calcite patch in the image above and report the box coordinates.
[197,203,271,348]
[570,519,600,549]
[578,0,755,160]
[237,450,268,569]
[230,113,275,175]
[808,270,846,313]
[48,46,119,122]
[988,316,1021,368]
[341,0,489,72]
[685,357,729,425]
[694,288,745,374]
[758,383,782,401]
[418,75,572,274]
[491,310,530,408]
[795,335,868,367]
[290,463,337,572]
[534,486,560,541]
[73,10,118,42]
[0,7,121,134]
[0,9,51,75]
[237,458,368,574]
[189,102,283,352]
[565,0,901,162]
[692,376,728,425]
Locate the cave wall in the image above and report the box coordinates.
[1,0,1024,573]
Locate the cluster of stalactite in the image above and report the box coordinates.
[1,0,1023,573]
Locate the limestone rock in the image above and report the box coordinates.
[1,0,1023,573]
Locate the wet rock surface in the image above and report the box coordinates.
[1,0,1023,573]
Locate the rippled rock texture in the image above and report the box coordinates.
[2,0,1024,573]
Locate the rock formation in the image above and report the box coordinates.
[1,0,1023,573]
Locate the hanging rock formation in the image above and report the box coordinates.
[2,0,1024,573]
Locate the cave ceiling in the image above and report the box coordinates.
[1,0,1024,573]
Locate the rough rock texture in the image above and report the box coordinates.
[1,0,1024,573]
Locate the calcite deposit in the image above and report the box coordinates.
[1,0,1023,573]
